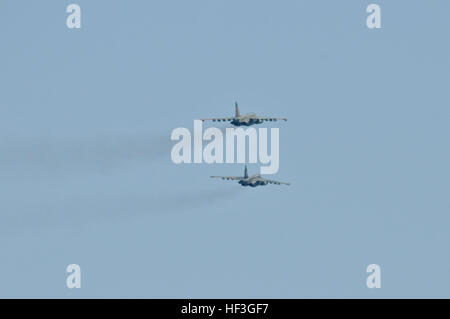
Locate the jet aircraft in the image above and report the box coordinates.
[210,166,290,187]
[201,102,287,126]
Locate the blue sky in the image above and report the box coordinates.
[0,0,449,297]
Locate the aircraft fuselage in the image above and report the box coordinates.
[231,114,263,126]
[238,175,268,187]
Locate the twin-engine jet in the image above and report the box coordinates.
[201,102,287,127]
[211,166,290,187]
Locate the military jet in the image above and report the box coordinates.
[211,166,290,187]
[201,102,287,127]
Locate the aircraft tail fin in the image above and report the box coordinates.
[235,102,240,117]
[244,165,248,179]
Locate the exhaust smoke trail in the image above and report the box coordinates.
[0,135,170,178]
[0,186,242,236]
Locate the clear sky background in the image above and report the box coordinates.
[0,0,449,298]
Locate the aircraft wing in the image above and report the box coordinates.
[257,117,288,122]
[263,178,290,185]
[200,117,234,122]
[210,176,243,181]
